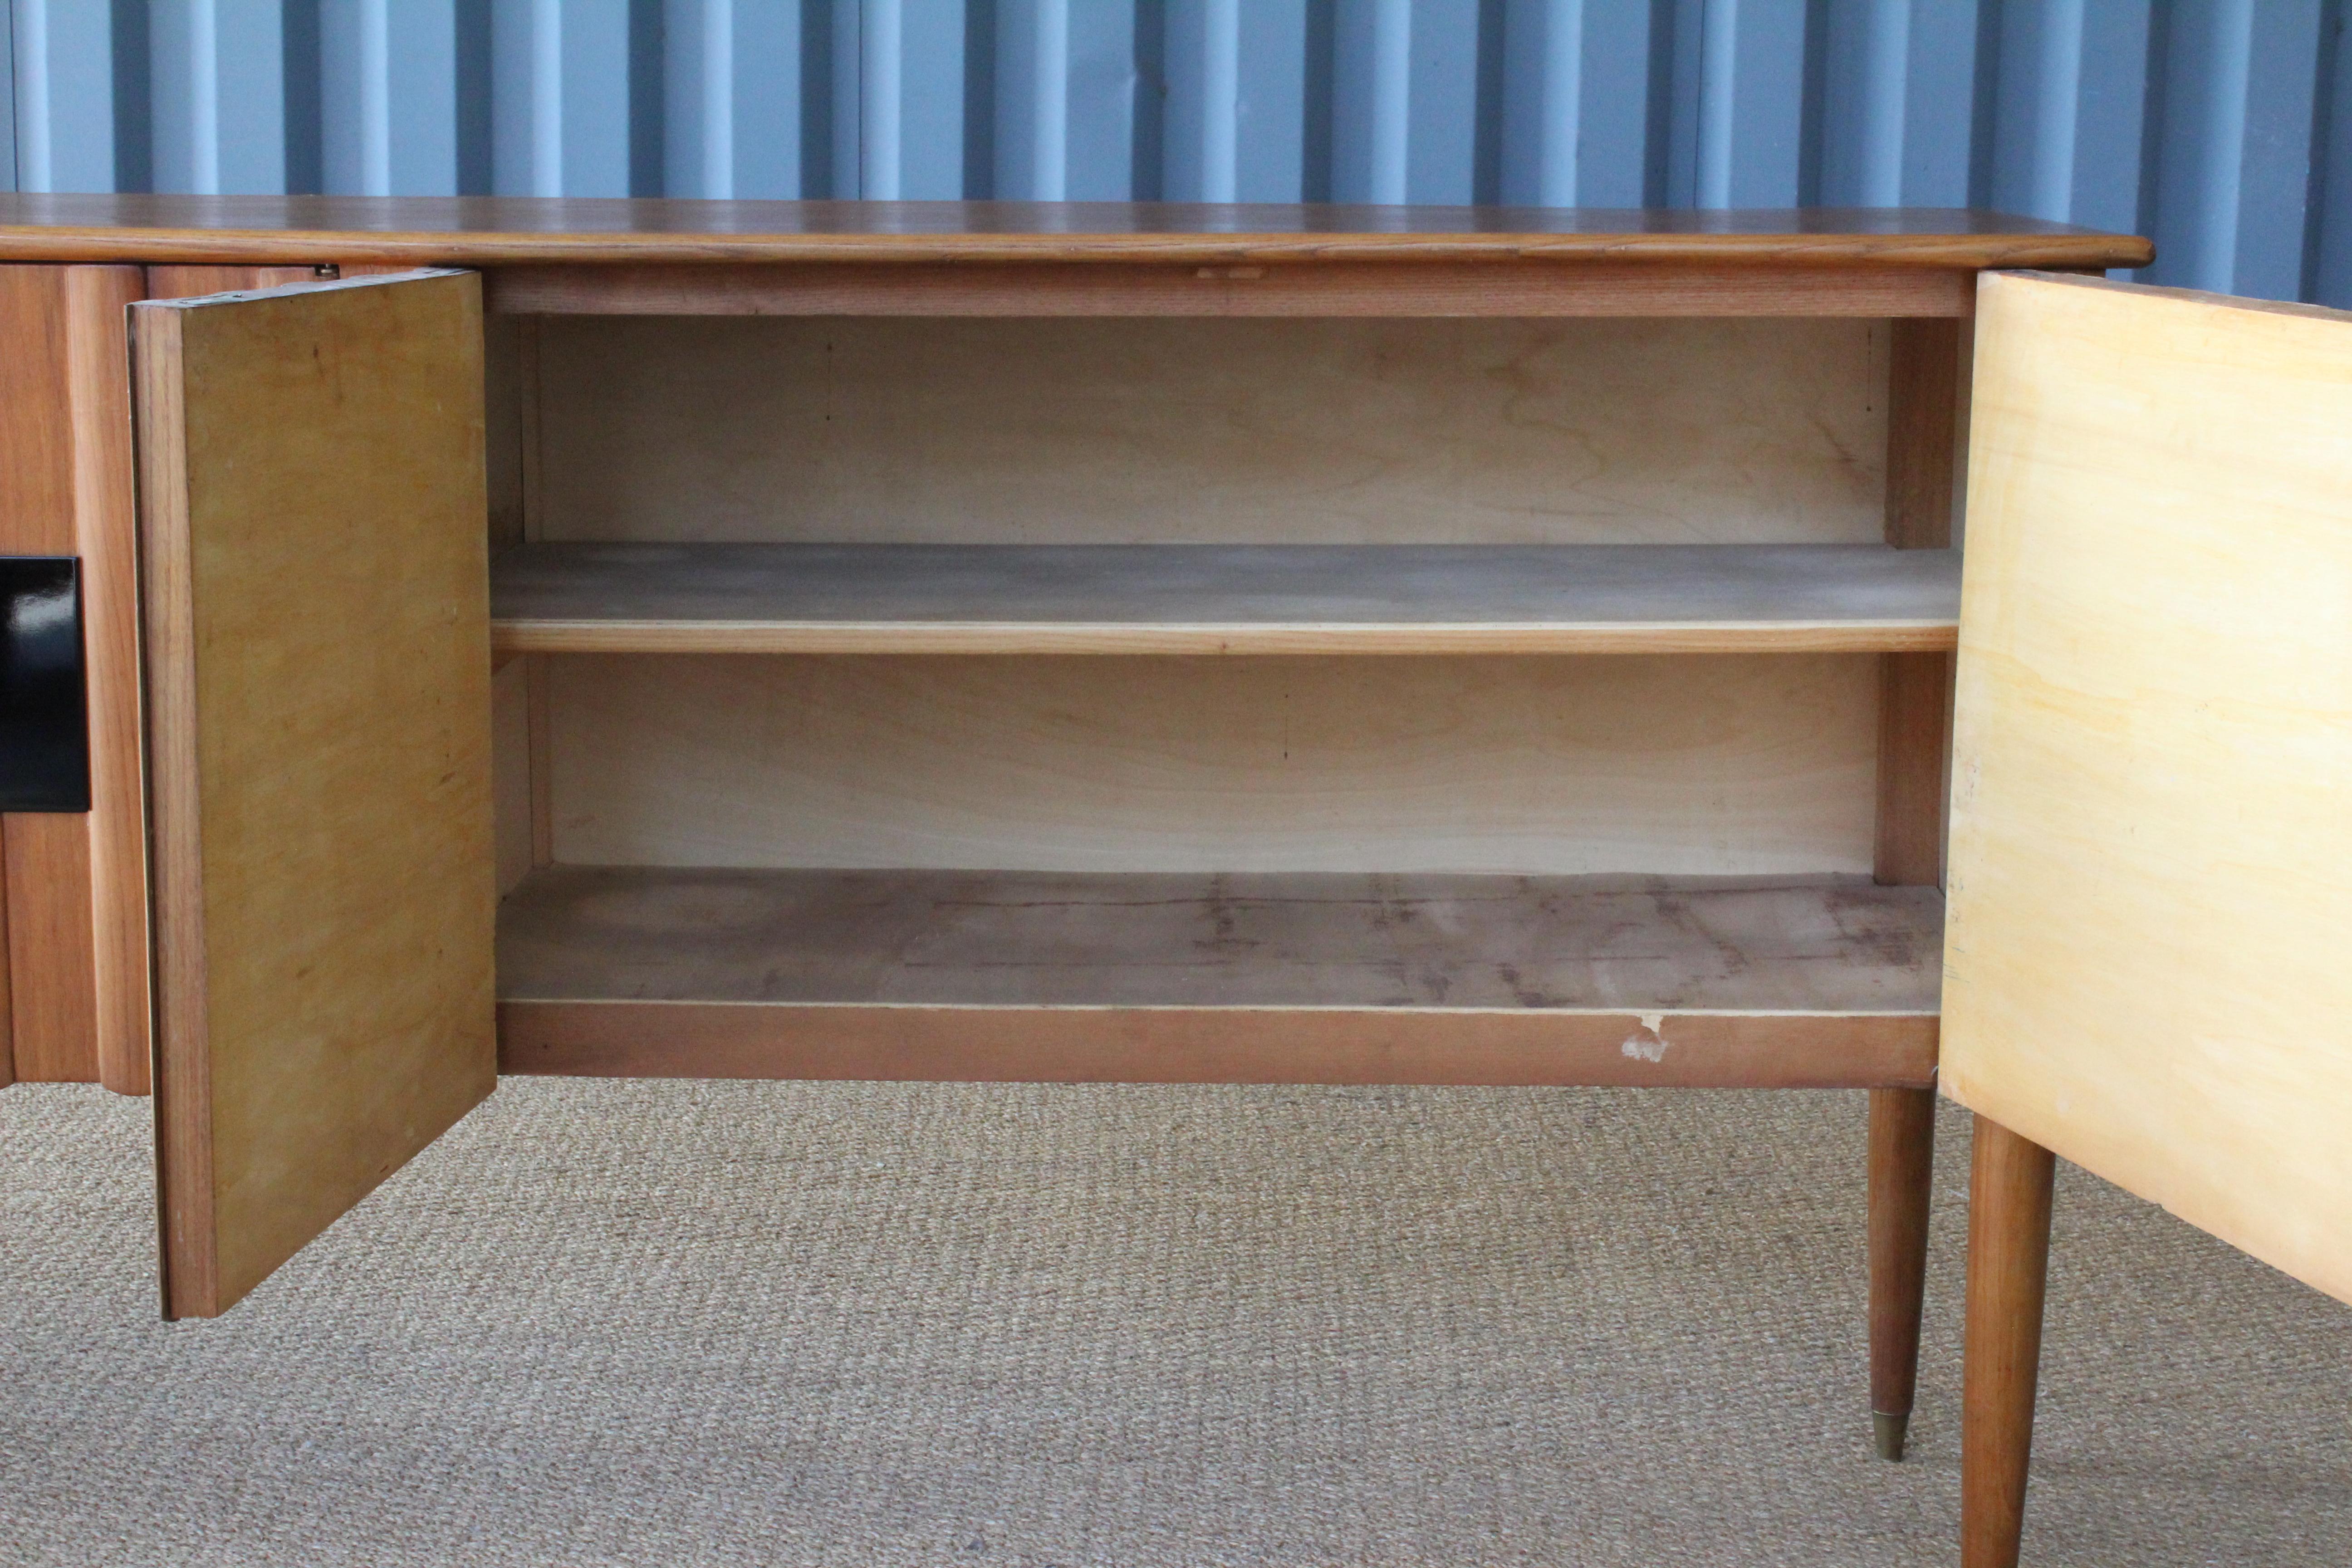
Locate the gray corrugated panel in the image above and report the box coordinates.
[8,1,2349,303]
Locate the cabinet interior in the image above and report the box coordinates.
[482,309,1954,1077]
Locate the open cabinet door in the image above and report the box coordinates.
[134,270,495,1318]
[1945,271,2352,1306]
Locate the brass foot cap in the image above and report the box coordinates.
[1872,1410,1910,1463]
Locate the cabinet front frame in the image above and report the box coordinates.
[472,257,1968,1092]
[0,251,1978,1098]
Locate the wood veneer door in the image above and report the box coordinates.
[132,270,495,1318]
[1945,271,2352,1306]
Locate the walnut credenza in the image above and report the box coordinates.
[6,197,2342,1568]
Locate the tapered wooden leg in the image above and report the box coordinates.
[1868,1086,1936,1459]
[1962,1114,2056,1568]
[1874,319,1956,1462]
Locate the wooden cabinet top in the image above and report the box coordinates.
[0,195,2151,270]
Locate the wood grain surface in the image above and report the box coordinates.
[1945,272,2352,1305]
[1868,1085,1938,1456]
[485,260,1974,318]
[491,543,1961,656]
[498,866,1941,1088]
[145,265,322,299]
[0,266,105,1083]
[1875,316,1960,891]
[1961,1115,2056,1568]
[1874,652,1953,887]
[544,653,1879,877]
[532,317,1889,549]
[65,267,152,1095]
[516,280,1897,921]
[136,270,497,1318]
[0,829,12,1087]
[1884,320,1963,551]
[0,818,99,1083]
[500,867,1946,1011]
[0,195,2153,269]
[1867,311,1958,1453]
[491,658,535,897]
[500,1000,1939,1089]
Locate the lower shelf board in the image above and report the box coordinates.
[497,867,1942,1087]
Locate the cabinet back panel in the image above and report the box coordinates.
[546,654,1876,876]
[532,318,1887,546]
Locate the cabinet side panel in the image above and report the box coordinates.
[67,266,153,1095]
[0,266,100,1083]
[1877,321,1963,893]
[1945,274,2352,1305]
[0,817,99,1083]
[1884,320,1960,552]
[0,829,12,1086]
[484,312,526,549]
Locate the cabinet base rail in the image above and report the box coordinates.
[498,1000,1937,1088]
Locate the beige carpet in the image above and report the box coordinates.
[1,1080,2344,1566]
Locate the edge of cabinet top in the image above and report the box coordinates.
[0,195,2152,269]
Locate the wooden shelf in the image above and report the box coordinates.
[496,867,1943,1087]
[490,544,1961,656]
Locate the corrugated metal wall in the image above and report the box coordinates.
[6,1,2349,303]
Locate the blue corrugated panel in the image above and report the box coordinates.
[0,1,15,192]
[7,1,2349,302]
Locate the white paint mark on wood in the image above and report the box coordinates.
[1623,1010,1670,1061]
